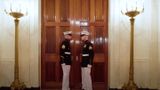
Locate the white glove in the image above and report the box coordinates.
[87,64,92,68]
[61,63,65,66]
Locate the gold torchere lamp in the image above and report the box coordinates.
[121,1,144,90]
[4,10,26,90]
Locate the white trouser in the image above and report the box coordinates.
[81,67,92,90]
[61,64,71,90]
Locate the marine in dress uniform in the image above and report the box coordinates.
[60,31,72,90]
[80,30,94,90]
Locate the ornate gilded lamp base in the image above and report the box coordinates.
[11,79,26,90]
[122,80,138,90]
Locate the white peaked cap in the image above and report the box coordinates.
[63,31,72,35]
[81,30,89,36]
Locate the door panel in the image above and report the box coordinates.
[81,0,90,20]
[60,0,70,22]
[92,62,105,82]
[44,0,55,22]
[41,0,108,89]
[95,0,104,21]
[94,26,105,53]
[45,27,56,53]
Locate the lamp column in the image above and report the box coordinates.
[122,11,140,90]
[9,12,26,90]
[130,17,135,86]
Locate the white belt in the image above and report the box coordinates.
[82,54,89,56]
[65,52,71,54]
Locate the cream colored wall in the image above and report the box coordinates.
[0,0,40,87]
[0,0,160,89]
[109,0,160,89]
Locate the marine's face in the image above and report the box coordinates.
[81,35,88,41]
[65,34,72,40]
